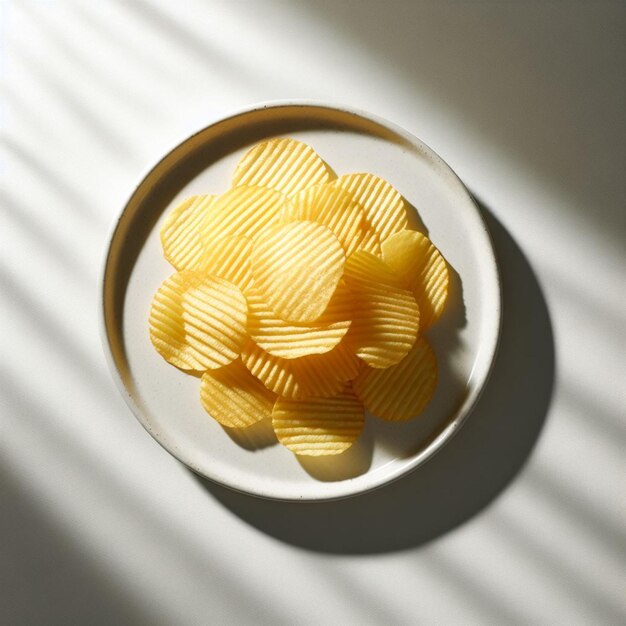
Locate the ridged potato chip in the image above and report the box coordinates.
[381,230,449,329]
[250,220,345,323]
[245,283,352,359]
[149,271,247,371]
[272,388,365,455]
[160,195,217,270]
[149,271,203,370]
[200,359,276,428]
[232,138,333,197]
[182,277,248,369]
[343,251,419,368]
[242,339,360,399]
[330,173,407,242]
[285,184,364,256]
[199,185,287,247]
[196,235,254,292]
[352,336,437,421]
[357,227,382,256]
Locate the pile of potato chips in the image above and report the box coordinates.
[149,139,449,457]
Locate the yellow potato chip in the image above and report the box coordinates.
[285,184,364,256]
[246,282,352,359]
[149,271,246,370]
[242,339,360,399]
[181,276,248,369]
[330,173,407,242]
[357,227,382,256]
[196,235,254,292]
[160,195,217,270]
[149,271,204,370]
[199,185,287,247]
[232,138,332,197]
[250,220,345,323]
[352,336,437,421]
[343,251,419,368]
[381,230,449,329]
[200,359,276,428]
[272,388,365,456]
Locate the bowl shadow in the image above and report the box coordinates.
[193,203,554,553]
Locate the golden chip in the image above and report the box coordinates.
[250,220,345,323]
[343,251,419,368]
[196,234,254,292]
[199,185,288,247]
[245,282,352,359]
[352,336,437,421]
[160,195,217,270]
[149,271,246,370]
[181,276,248,369]
[232,138,333,197]
[200,359,276,428]
[357,227,382,256]
[272,387,365,456]
[330,173,407,242]
[381,230,449,329]
[242,339,360,399]
[285,184,364,256]
[149,271,204,370]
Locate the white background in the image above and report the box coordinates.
[1,1,625,624]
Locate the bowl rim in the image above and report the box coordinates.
[99,99,502,502]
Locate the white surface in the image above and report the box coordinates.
[105,103,501,500]
[1,1,624,624]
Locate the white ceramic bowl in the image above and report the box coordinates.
[101,102,501,501]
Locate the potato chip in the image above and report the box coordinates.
[381,230,449,329]
[272,387,365,455]
[149,271,204,370]
[352,336,437,421]
[242,339,360,399]
[285,184,364,256]
[232,138,332,197]
[246,283,352,359]
[181,276,248,369]
[196,235,254,292]
[343,251,419,368]
[200,359,276,428]
[199,185,287,247]
[330,173,407,242]
[357,227,382,256]
[250,220,345,323]
[149,271,246,370]
[160,195,217,270]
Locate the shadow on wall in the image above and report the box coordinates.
[195,205,555,554]
[299,1,626,243]
[0,470,153,625]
